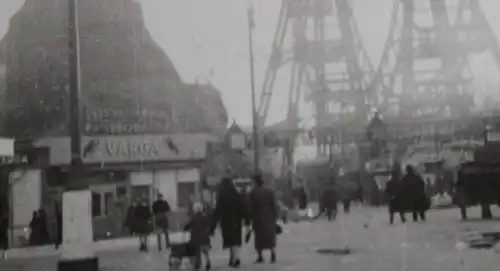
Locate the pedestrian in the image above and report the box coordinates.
[0,215,8,259]
[315,179,337,221]
[124,201,136,236]
[29,211,38,245]
[248,174,278,263]
[401,165,428,222]
[296,186,308,210]
[152,193,171,251]
[455,167,469,220]
[342,198,351,214]
[210,177,248,268]
[385,170,406,224]
[184,201,212,271]
[134,197,153,252]
[37,209,50,245]
[54,202,62,249]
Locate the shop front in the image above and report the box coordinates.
[34,133,216,240]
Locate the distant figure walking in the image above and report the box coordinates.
[152,193,171,251]
[296,186,308,210]
[401,166,428,222]
[54,202,62,249]
[134,198,153,252]
[385,171,406,224]
[317,180,338,221]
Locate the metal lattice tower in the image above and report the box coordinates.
[372,0,500,119]
[257,0,376,178]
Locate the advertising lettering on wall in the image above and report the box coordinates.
[81,134,205,164]
[83,107,173,135]
[105,140,161,158]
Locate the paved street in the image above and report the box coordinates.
[2,206,500,271]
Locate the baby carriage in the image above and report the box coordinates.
[168,230,195,270]
[168,210,198,270]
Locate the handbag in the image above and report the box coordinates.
[275,224,283,235]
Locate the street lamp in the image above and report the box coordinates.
[58,1,99,270]
[247,3,260,175]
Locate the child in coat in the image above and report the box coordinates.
[184,202,212,271]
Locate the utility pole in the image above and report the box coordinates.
[58,1,98,270]
[68,0,83,178]
[248,4,259,175]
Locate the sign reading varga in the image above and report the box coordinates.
[34,134,217,165]
[81,134,214,163]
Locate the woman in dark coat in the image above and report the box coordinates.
[385,171,406,224]
[401,165,428,222]
[249,175,278,263]
[210,178,248,268]
[29,211,39,245]
[134,198,153,252]
[296,186,308,210]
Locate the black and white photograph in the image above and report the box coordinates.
[1,0,500,270]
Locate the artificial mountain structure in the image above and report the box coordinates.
[0,0,228,138]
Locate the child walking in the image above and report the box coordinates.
[184,202,212,271]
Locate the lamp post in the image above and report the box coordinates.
[58,1,99,270]
[247,4,260,175]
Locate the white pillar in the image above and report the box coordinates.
[58,190,98,271]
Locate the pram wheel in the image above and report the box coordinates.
[169,257,181,271]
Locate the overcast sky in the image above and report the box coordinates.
[1,0,500,126]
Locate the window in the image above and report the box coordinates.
[116,185,127,198]
[177,182,195,208]
[92,192,102,217]
[104,192,114,216]
[91,186,116,218]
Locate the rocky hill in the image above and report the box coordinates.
[0,0,227,138]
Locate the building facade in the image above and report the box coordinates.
[6,133,216,245]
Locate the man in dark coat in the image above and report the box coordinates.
[317,181,337,221]
[249,175,279,263]
[455,168,469,220]
[211,178,248,267]
[134,198,153,252]
[152,193,171,251]
[385,171,406,224]
[401,165,428,222]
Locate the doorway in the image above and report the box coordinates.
[91,184,118,240]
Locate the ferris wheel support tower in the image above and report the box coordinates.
[256,0,377,180]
